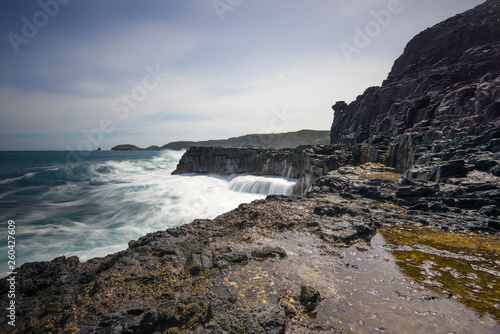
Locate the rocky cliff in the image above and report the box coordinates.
[331,0,500,172]
[172,145,356,194]
[174,2,500,185]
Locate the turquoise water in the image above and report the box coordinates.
[0,150,296,276]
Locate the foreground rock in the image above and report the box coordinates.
[1,161,498,333]
[299,286,322,312]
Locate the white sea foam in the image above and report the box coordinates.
[0,150,297,275]
[0,172,36,185]
[228,174,296,196]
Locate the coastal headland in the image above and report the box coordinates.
[110,130,331,151]
[1,1,500,333]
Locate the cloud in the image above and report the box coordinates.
[0,48,402,150]
[251,70,308,87]
[336,0,393,18]
[0,0,486,150]
[0,87,109,135]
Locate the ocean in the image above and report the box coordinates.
[0,150,297,277]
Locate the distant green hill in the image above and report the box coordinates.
[111,144,161,151]
[162,130,330,150]
[111,130,330,151]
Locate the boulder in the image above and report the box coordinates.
[251,247,287,260]
[299,286,322,312]
[430,160,467,181]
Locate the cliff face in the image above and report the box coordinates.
[172,146,301,177]
[172,145,356,194]
[331,0,500,171]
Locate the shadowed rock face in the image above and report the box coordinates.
[172,145,357,194]
[330,0,500,171]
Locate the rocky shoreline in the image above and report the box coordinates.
[2,1,500,333]
[1,160,499,333]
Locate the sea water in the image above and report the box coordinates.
[0,150,297,276]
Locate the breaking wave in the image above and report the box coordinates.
[0,150,296,276]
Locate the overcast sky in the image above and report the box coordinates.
[0,0,484,150]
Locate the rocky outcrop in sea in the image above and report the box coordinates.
[1,1,500,333]
[172,145,356,194]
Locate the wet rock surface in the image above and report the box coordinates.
[211,229,499,333]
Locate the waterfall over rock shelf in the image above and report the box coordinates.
[228,175,297,196]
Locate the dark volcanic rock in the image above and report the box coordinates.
[492,164,500,176]
[479,205,500,217]
[330,0,500,173]
[172,145,356,194]
[299,286,322,312]
[251,247,287,260]
[185,253,212,276]
[429,160,467,181]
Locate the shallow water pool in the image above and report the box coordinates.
[213,226,500,333]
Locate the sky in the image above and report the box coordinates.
[0,0,485,150]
